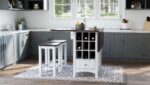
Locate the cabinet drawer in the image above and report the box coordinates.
[75,60,95,69]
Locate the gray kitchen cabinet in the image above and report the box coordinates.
[102,33,111,58]
[102,33,125,60]
[0,36,4,69]
[103,32,150,61]
[0,0,9,10]
[125,33,150,60]
[30,31,73,60]
[3,35,14,66]
[110,33,125,59]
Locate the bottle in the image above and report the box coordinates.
[80,23,85,30]
[75,22,80,30]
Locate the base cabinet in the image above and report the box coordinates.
[103,33,150,61]
[0,37,4,69]
[4,35,14,66]
[0,35,14,69]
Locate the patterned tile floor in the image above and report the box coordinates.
[14,64,124,83]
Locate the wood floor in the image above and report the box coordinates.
[0,59,150,85]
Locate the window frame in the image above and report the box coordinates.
[99,0,121,19]
[53,0,73,19]
[75,0,96,19]
[52,0,123,20]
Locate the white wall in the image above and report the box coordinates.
[0,10,19,30]
[19,0,125,30]
[18,0,149,30]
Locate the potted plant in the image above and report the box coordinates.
[121,19,129,30]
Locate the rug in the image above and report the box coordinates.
[14,64,124,83]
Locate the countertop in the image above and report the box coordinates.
[1,29,150,36]
[50,29,150,33]
[0,30,30,36]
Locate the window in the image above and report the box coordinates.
[54,0,121,19]
[100,0,119,18]
[55,0,72,18]
[76,0,95,18]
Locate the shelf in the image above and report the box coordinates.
[8,0,48,11]
[83,51,88,59]
[90,33,95,41]
[83,42,88,50]
[90,42,95,50]
[75,32,97,60]
[126,0,150,9]
[83,33,89,41]
[76,32,82,40]
[90,51,95,59]
[76,51,82,59]
[76,42,82,50]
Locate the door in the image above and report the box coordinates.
[0,36,4,69]
[4,35,14,66]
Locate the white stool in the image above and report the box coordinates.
[49,40,67,65]
[38,40,67,77]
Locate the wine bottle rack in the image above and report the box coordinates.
[73,31,102,78]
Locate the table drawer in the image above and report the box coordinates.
[75,60,95,69]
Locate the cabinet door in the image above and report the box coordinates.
[110,33,125,59]
[0,0,9,10]
[102,33,111,58]
[125,33,150,60]
[126,0,132,9]
[0,37,4,69]
[4,35,14,66]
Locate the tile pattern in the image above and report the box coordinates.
[14,65,124,83]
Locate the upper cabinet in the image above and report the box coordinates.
[0,0,48,10]
[126,0,150,9]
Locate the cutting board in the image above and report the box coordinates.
[144,21,150,31]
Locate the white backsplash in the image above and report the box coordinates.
[0,10,19,30]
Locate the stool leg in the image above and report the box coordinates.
[64,42,67,65]
[47,49,50,68]
[53,48,56,77]
[45,48,48,66]
[39,47,42,77]
[58,45,63,72]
